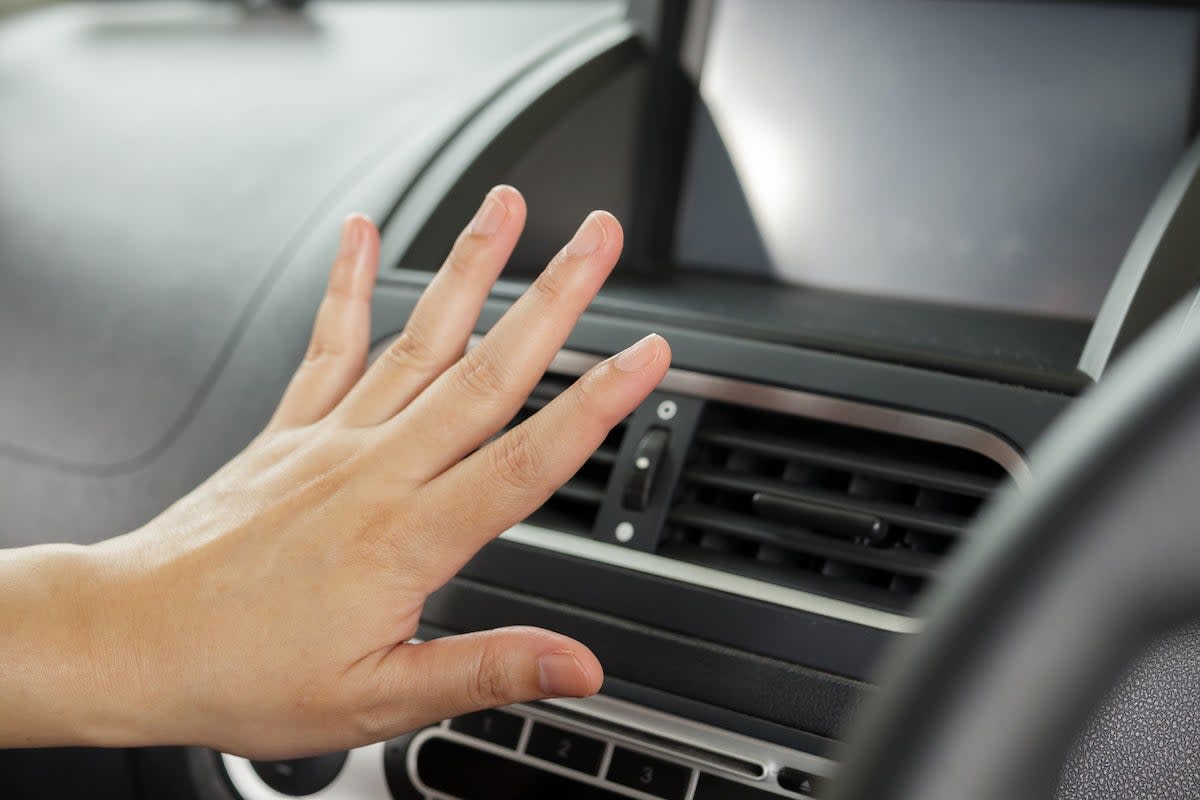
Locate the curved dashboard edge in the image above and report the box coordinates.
[0,4,619,476]
[378,19,644,276]
[1081,134,1200,379]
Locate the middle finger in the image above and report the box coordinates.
[381,210,622,482]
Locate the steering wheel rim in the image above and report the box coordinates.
[831,300,1200,800]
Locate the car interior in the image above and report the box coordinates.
[4,0,1200,798]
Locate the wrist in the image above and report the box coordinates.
[0,541,157,748]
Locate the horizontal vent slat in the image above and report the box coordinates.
[555,479,607,505]
[683,466,971,538]
[658,541,916,611]
[591,445,619,466]
[669,504,939,579]
[696,428,997,497]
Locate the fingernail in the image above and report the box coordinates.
[614,334,663,373]
[563,212,607,258]
[538,651,588,697]
[468,189,508,237]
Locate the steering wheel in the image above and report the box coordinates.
[831,301,1200,800]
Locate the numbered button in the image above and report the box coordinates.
[606,747,691,800]
[525,722,606,775]
[449,709,524,749]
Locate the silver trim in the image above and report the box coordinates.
[541,693,834,785]
[502,521,922,633]
[407,694,834,800]
[541,346,1031,487]
[371,334,1027,485]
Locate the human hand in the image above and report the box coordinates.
[8,187,669,758]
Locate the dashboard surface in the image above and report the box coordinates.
[0,3,1194,800]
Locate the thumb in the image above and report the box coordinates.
[383,627,604,728]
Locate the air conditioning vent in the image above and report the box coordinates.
[662,402,1009,612]
[507,374,627,536]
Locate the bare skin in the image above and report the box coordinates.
[0,186,670,759]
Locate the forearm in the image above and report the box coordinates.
[0,543,141,748]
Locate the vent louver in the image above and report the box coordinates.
[662,402,1008,612]
[507,373,627,536]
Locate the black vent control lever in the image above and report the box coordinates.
[623,428,670,511]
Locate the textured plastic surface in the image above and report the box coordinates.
[0,0,616,471]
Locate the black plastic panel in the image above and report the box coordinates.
[0,748,137,800]
[459,539,889,682]
[422,577,868,739]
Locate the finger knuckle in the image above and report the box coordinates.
[304,336,346,365]
[529,266,566,306]
[572,367,604,406]
[383,328,438,371]
[471,643,514,707]
[307,340,345,364]
[352,695,397,742]
[444,236,478,277]
[490,428,542,490]
[455,348,509,398]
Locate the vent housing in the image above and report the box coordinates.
[662,401,1008,612]
[502,357,1016,616]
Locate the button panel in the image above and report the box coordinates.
[417,737,628,800]
[606,746,692,800]
[525,722,607,775]
[448,708,525,749]
[222,693,835,800]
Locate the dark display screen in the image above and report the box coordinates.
[676,0,1199,320]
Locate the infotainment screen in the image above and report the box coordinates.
[676,0,1199,320]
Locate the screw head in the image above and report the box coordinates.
[657,400,677,421]
[615,522,635,543]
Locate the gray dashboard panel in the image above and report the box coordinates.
[0,0,617,470]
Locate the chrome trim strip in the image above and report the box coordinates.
[501,521,922,633]
[372,333,1028,485]
[406,694,834,800]
[542,346,1031,487]
[539,693,835,786]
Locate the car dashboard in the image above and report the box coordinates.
[2,2,1199,799]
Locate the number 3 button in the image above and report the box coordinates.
[606,747,691,800]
